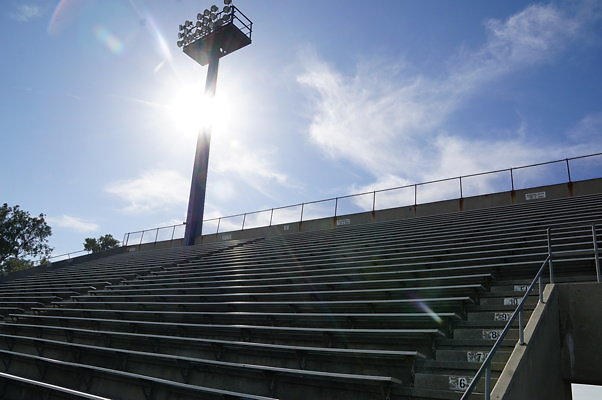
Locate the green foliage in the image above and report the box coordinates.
[2,257,34,274]
[84,234,120,253]
[0,203,52,273]
[83,237,99,253]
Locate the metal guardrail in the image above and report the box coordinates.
[122,152,602,247]
[33,249,90,266]
[122,222,185,248]
[231,5,253,39]
[460,225,601,400]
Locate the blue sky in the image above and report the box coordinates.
[1,2,602,396]
[2,0,602,258]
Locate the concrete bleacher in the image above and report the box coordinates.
[0,187,600,399]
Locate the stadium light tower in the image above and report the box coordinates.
[177,0,253,246]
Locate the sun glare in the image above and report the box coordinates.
[167,86,219,135]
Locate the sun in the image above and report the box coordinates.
[166,83,232,137]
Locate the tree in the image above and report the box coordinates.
[0,203,52,273]
[83,237,100,253]
[2,257,35,273]
[84,234,120,253]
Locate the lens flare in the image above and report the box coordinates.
[93,25,124,55]
[48,0,78,35]
[409,296,443,324]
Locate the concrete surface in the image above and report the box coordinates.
[558,282,602,385]
[492,281,602,400]
[491,284,572,400]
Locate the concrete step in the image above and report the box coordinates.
[453,328,517,341]
[479,290,539,298]
[478,295,538,307]
[436,349,511,364]
[436,338,516,349]
[465,304,528,312]
[414,372,498,393]
[488,283,533,293]
[453,320,522,329]
[417,359,506,373]
[467,310,532,322]
[395,385,485,400]
[492,275,595,287]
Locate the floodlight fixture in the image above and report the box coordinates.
[177,2,253,246]
[177,2,252,60]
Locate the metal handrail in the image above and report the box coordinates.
[232,5,253,38]
[122,152,602,246]
[33,249,90,266]
[122,222,185,248]
[460,225,601,399]
[459,255,550,399]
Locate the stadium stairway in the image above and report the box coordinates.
[0,193,600,399]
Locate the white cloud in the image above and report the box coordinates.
[213,140,291,198]
[47,215,100,233]
[10,4,42,22]
[297,3,596,197]
[146,219,187,242]
[451,4,580,88]
[106,169,188,214]
[569,112,602,142]
[348,175,414,211]
[155,218,185,227]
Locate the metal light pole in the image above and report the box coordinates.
[177,0,252,246]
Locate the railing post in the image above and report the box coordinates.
[139,231,144,246]
[241,213,246,230]
[269,208,274,226]
[539,275,544,303]
[484,363,491,400]
[334,198,338,217]
[122,233,127,247]
[216,218,221,234]
[593,225,600,283]
[414,184,417,206]
[170,225,176,241]
[547,227,554,284]
[125,233,130,246]
[300,203,304,222]
[510,168,515,191]
[459,176,463,198]
[566,159,572,182]
[154,228,159,243]
[372,191,376,212]
[518,306,525,345]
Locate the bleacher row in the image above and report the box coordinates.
[0,193,600,399]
